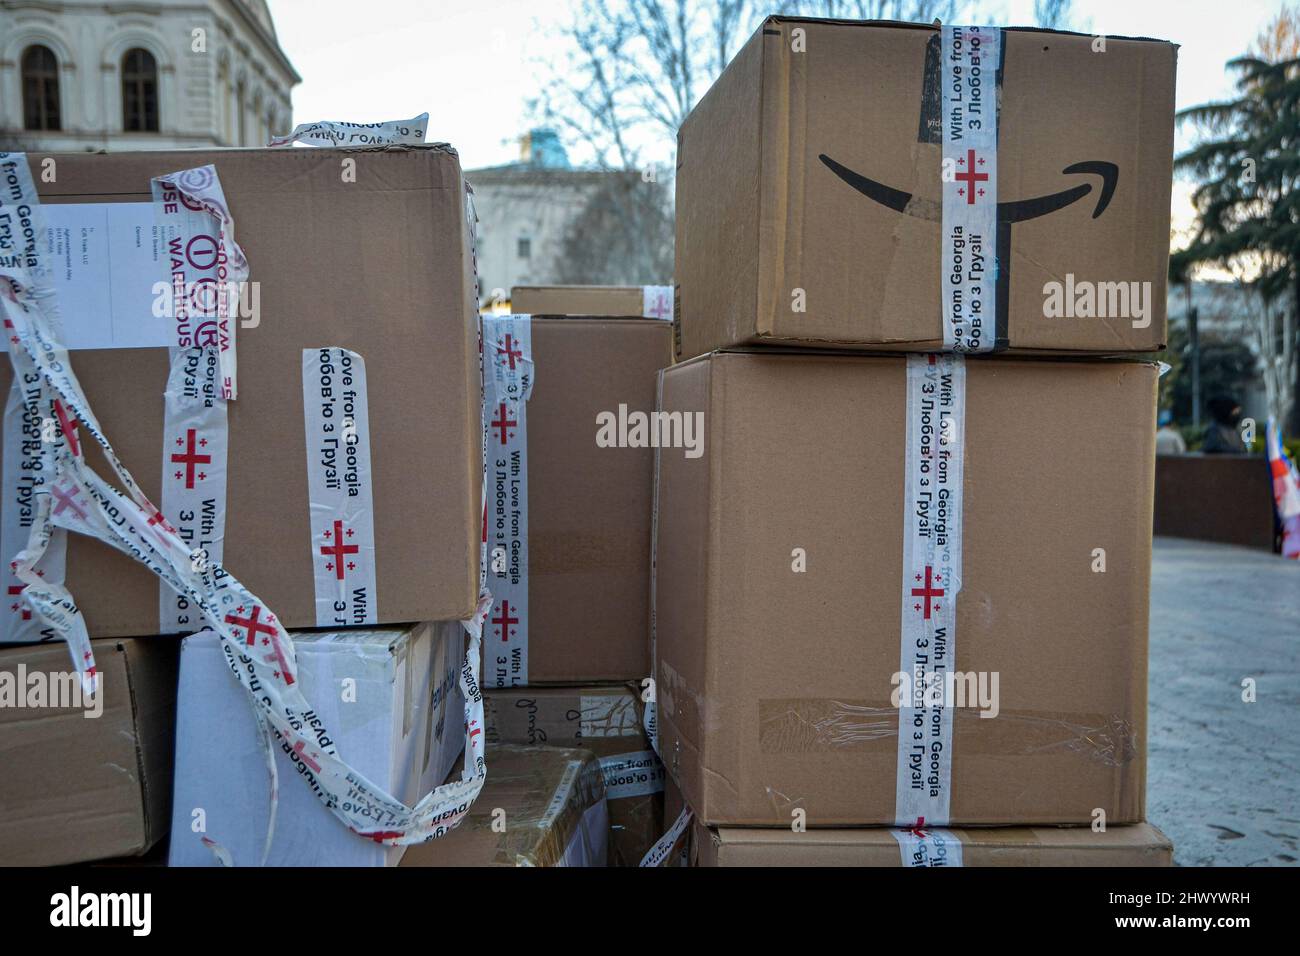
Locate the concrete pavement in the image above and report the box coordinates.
[1147,536,1300,866]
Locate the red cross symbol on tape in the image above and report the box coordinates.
[496,334,523,370]
[8,584,30,620]
[911,566,944,619]
[83,649,96,681]
[905,816,929,838]
[320,519,360,579]
[492,599,518,642]
[224,604,277,646]
[646,290,670,319]
[954,148,989,205]
[290,738,320,772]
[51,483,87,520]
[490,402,517,444]
[146,506,177,544]
[52,399,81,458]
[262,631,296,686]
[171,428,212,489]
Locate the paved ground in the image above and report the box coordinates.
[1147,536,1300,866]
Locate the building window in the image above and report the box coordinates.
[22,45,61,131]
[517,237,531,259]
[122,48,159,132]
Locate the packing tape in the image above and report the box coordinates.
[267,112,429,148]
[158,346,228,632]
[599,749,665,800]
[0,374,67,643]
[758,698,1139,766]
[0,152,490,850]
[639,804,692,867]
[641,285,673,320]
[481,314,533,686]
[940,25,1002,353]
[891,824,965,867]
[645,368,666,756]
[895,353,966,826]
[302,347,379,627]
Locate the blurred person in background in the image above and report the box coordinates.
[1156,409,1187,455]
[1201,395,1247,454]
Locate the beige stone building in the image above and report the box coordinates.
[0,0,298,151]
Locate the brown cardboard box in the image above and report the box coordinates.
[1,146,481,636]
[674,18,1176,359]
[485,317,671,682]
[400,744,609,866]
[655,351,1155,826]
[484,684,663,866]
[0,638,177,865]
[692,822,1173,866]
[512,285,671,319]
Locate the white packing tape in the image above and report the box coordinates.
[481,314,533,687]
[641,285,673,320]
[267,113,429,148]
[894,353,966,828]
[0,152,489,850]
[0,376,67,643]
[891,825,965,867]
[302,347,379,627]
[940,25,1000,353]
[640,805,692,867]
[159,346,228,632]
[599,749,666,800]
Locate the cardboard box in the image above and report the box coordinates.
[692,822,1173,866]
[168,621,466,866]
[656,351,1155,826]
[0,145,481,641]
[484,684,663,866]
[674,17,1176,358]
[512,285,673,319]
[400,744,609,866]
[483,317,671,683]
[0,638,177,866]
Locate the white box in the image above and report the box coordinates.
[169,621,465,866]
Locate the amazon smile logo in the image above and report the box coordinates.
[818,155,1119,223]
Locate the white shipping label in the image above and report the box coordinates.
[302,348,378,627]
[39,203,179,350]
[268,113,428,148]
[892,826,965,867]
[599,750,666,800]
[0,379,67,642]
[941,25,1000,353]
[158,347,229,632]
[894,354,967,827]
[481,315,533,687]
[641,285,673,320]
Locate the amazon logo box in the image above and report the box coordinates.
[674,17,1176,360]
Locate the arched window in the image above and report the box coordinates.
[22,45,61,131]
[121,48,159,132]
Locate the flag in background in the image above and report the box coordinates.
[1266,418,1300,560]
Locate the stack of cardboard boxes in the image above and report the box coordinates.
[0,144,517,866]
[0,15,1184,870]
[653,17,1177,865]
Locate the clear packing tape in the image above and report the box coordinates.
[0,152,489,852]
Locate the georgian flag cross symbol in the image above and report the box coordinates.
[319,519,359,580]
[224,604,296,686]
[912,566,944,619]
[953,148,989,205]
[8,562,43,621]
[171,428,212,488]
